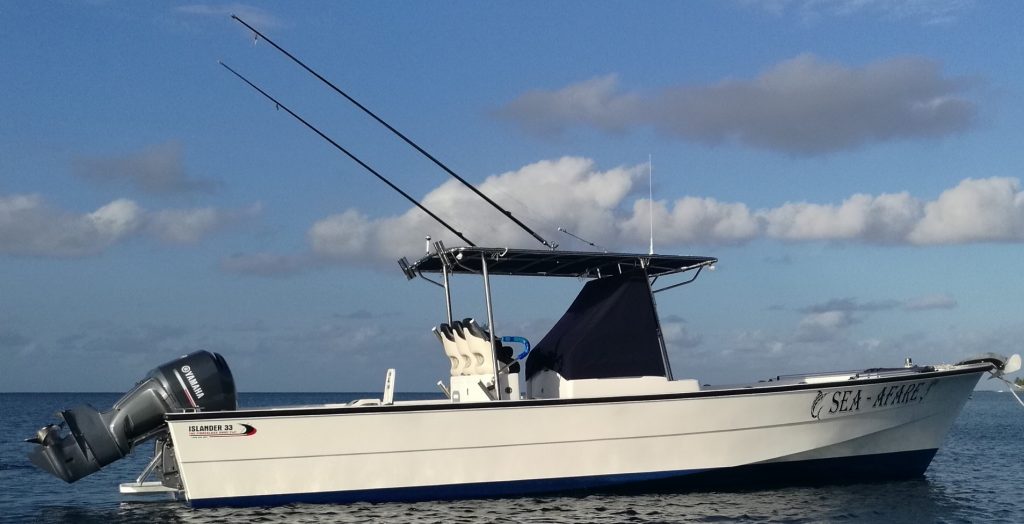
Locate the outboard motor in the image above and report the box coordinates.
[26,350,236,483]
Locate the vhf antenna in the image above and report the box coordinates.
[232,15,557,251]
[219,61,475,247]
[648,153,654,255]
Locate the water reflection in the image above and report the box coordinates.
[20,478,989,524]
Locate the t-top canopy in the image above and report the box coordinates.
[526,270,667,380]
[403,247,716,279]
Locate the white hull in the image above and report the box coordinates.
[166,366,983,507]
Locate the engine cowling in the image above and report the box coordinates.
[27,350,236,483]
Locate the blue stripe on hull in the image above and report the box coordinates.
[189,448,938,508]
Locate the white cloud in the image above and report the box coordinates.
[89,199,145,238]
[150,208,223,244]
[309,209,377,260]
[623,197,760,245]
[0,194,258,257]
[630,176,1022,248]
[499,54,976,155]
[725,329,787,358]
[0,195,144,257]
[309,169,1023,264]
[662,320,703,349]
[763,178,1024,245]
[308,157,642,262]
[149,203,261,244]
[908,177,1024,244]
[796,310,859,342]
[762,192,922,243]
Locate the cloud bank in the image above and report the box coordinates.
[0,194,259,257]
[222,157,1023,275]
[498,54,977,155]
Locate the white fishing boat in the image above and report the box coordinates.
[24,15,1022,508]
[25,245,1022,507]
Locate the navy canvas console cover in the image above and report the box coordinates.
[525,270,666,380]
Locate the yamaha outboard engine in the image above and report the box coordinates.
[26,350,236,483]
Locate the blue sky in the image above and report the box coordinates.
[2,1,1021,392]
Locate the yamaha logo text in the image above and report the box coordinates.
[180,365,205,400]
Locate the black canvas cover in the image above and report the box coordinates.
[525,270,667,380]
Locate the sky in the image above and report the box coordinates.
[1,1,1022,393]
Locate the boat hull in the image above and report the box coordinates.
[166,367,983,507]
[184,448,937,507]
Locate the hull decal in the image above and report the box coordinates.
[187,423,257,438]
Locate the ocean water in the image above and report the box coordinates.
[1,391,1021,523]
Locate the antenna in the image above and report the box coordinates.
[231,15,557,251]
[648,153,654,255]
[219,61,475,248]
[557,227,606,252]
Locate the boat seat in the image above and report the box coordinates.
[432,325,461,376]
[449,321,477,375]
[463,318,489,341]
[464,318,521,374]
[462,318,496,376]
[438,323,471,375]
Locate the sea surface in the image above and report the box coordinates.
[1,391,1021,523]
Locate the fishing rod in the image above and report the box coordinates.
[231,15,557,251]
[219,61,475,247]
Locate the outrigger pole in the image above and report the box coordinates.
[220,61,476,247]
[231,15,558,251]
